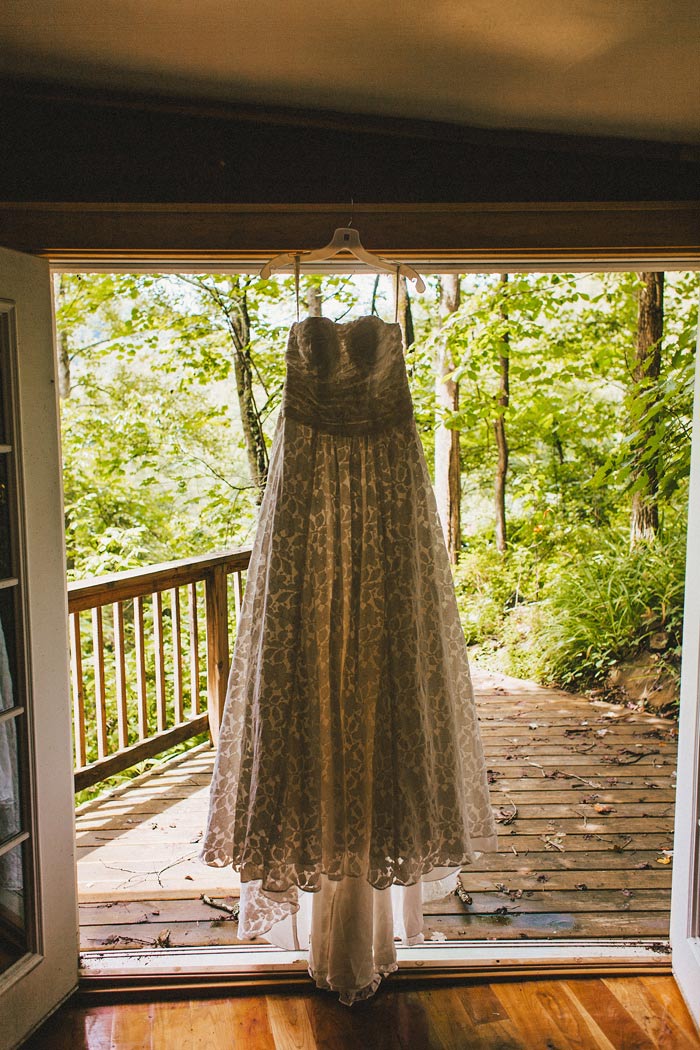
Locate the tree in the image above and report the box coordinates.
[306,281,323,317]
[175,276,269,500]
[435,275,462,563]
[494,274,510,554]
[629,272,665,546]
[396,274,415,350]
[56,275,72,398]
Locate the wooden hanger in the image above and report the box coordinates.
[259,226,426,293]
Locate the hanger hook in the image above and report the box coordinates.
[347,197,354,228]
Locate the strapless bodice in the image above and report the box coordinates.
[282,316,414,435]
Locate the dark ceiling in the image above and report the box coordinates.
[1,0,699,143]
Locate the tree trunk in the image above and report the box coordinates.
[56,275,71,399]
[371,275,381,316]
[494,274,510,554]
[396,274,415,350]
[435,275,461,563]
[228,288,269,501]
[174,274,269,501]
[306,283,323,317]
[630,271,664,546]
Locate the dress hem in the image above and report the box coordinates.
[309,962,400,1006]
[199,834,499,889]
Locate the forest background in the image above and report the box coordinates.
[55,269,699,717]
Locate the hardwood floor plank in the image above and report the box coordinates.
[151,1000,192,1049]
[79,1006,117,1050]
[224,995,278,1050]
[266,992,317,1050]
[493,978,612,1050]
[563,978,657,1050]
[304,986,403,1050]
[110,1001,155,1050]
[602,975,700,1050]
[23,1003,114,1050]
[389,990,446,1050]
[414,988,507,1050]
[455,981,510,1025]
[639,975,700,1045]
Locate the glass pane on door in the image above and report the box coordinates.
[0,839,27,971]
[0,457,13,579]
[0,309,34,979]
[0,715,22,846]
[0,590,23,852]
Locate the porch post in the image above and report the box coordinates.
[205,565,230,745]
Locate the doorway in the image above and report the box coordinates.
[52,265,693,983]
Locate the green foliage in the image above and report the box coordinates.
[453,536,538,645]
[581,272,698,506]
[417,270,697,698]
[534,526,687,692]
[57,272,290,576]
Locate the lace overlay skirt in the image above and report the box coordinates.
[201,410,497,1001]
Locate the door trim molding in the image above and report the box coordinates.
[0,201,698,266]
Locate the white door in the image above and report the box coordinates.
[671,303,700,1029]
[0,246,78,1048]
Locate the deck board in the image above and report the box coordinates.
[75,668,677,951]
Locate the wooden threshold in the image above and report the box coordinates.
[77,967,675,1003]
[78,939,673,1001]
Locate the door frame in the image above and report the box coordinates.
[670,303,700,1024]
[0,246,78,1049]
[43,249,699,1008]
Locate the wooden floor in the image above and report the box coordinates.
[25,976,700,1049]
[75,668,678,951]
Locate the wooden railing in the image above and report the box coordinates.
[68,548,252,792]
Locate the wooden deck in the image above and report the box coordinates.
[75,668,678,952]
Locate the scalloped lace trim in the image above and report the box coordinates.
[309,962,400,1006]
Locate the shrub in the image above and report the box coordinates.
[533,526,686,690]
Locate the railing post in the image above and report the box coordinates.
[205,565,229,746]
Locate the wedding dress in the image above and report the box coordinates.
[201,315,497,1003]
